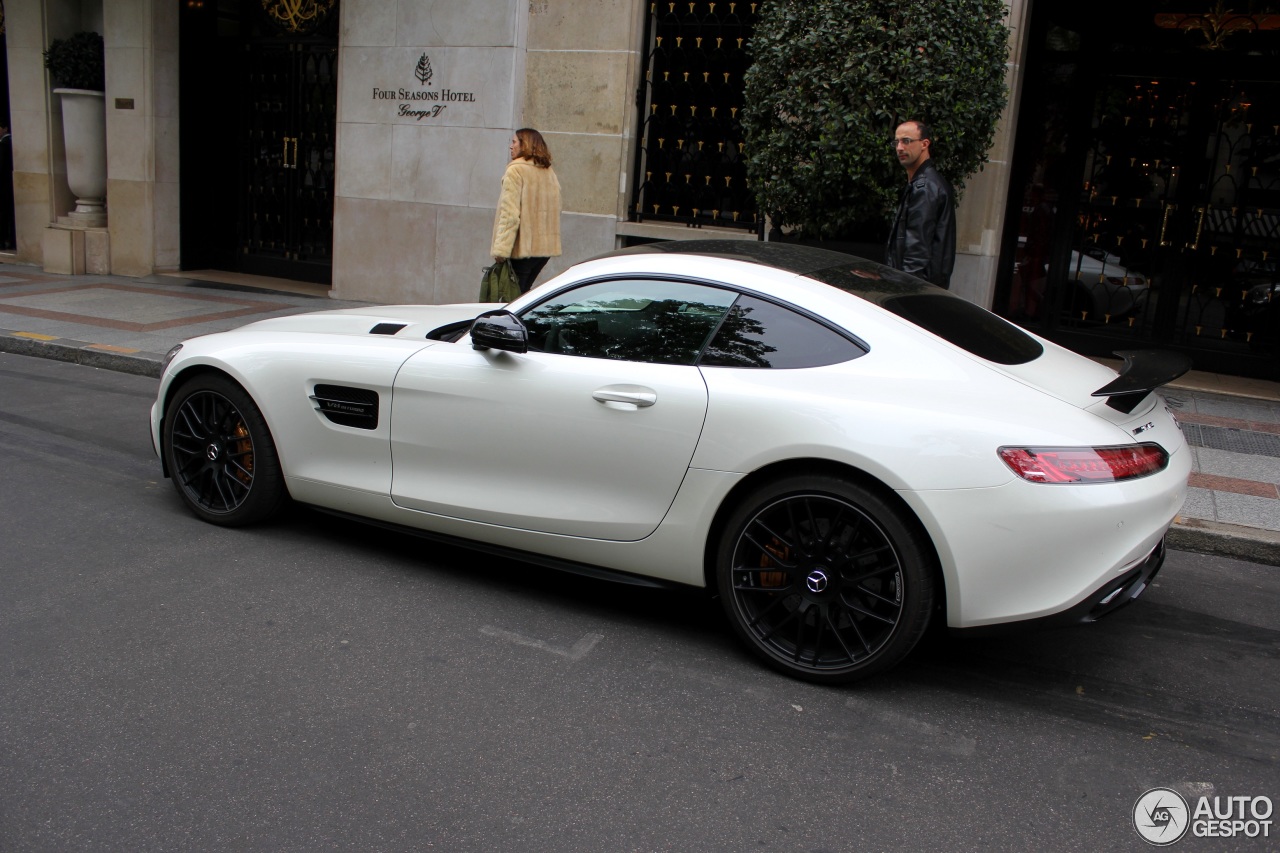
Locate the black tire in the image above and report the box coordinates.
[715,473,935,684]
[162,373,287,526]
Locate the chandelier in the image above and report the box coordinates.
[261,0,337,34]
[1155,1,1280,50]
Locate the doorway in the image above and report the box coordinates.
[995,2,1280,380]
[178,0,338,285]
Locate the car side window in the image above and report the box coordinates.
[520,279,737,365]
[699,295,867,368]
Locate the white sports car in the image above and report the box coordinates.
[151,241,1192,684]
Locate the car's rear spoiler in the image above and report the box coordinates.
[1092,349,1193,413]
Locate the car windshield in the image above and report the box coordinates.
[809,263,1045,365]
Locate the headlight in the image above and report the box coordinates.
[1249,286,1277,306]
[161,343,183,373]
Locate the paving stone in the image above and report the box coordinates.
[1212,491,1280,530]
[1180,487,1216,522]
[1191,393,1280,423]
[1194,446,1280,485]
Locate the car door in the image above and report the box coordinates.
[389,278,738,541]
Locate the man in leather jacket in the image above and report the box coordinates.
[885,120,956,289]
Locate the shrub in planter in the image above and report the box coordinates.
[743,0,1009,241]
[44,31,109,225]
[44,31,106,92]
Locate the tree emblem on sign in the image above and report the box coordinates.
[415,54,433,86]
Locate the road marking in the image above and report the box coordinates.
[86,343,141,354]
[480,626,604,661]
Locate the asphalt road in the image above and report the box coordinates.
[2,352,1278,852]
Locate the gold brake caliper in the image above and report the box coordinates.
[758,540,789,588]
[232,421,254,484]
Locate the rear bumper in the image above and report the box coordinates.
[952,537,1166,637]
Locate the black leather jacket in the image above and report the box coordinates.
[885,159,956,289]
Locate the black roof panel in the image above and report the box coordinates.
[603,239,867,275]
[602,239,1045,365]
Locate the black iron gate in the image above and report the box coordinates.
[631,1,761,232]
[239,41,337,283]
[179,0,337,284]
[997,4,1280,381]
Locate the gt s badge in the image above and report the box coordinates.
[1132,421,1155,436]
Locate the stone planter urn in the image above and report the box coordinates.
[53,88,107,227]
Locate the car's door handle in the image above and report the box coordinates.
[592,385,657,408]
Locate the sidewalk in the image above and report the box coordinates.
[2,261,1278,565]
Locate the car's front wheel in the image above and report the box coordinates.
[162,374,286,526]
[716,474,935,684]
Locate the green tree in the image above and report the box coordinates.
[742,0,1009,240]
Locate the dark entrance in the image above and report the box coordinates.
[631,1,761,233]
[179,0,338,285]
[996,1,1280,380]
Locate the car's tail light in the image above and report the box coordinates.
[997,444,1168,484]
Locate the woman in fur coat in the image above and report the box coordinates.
[491,128,563,293]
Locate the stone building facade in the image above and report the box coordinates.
[1,0,1029,313]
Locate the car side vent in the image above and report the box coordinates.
[370,323,407,335]
[311,384,379,429]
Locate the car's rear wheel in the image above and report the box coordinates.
[162,374,286,526]
[716,474,935,684]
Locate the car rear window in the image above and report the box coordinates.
[809,264,1044,365]
[700,295,866,368]
[881,294,1044,364]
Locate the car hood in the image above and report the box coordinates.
[233,303,492,339]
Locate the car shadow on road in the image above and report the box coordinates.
[285,503,728,636]
[281,507,1279,762]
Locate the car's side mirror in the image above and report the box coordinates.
[470,310,528,353]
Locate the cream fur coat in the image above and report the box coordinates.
[490,158,563,260]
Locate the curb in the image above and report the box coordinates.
[1168,518,1280,567]
[1,330,163,379]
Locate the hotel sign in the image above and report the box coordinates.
[370,54,478,121]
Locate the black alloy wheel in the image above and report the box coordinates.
[716,474,935,684]
[163,374,286,526]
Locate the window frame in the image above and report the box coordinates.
[516,275,870,368]
[697,291,870,369]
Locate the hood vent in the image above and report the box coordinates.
[370,323,407,335]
